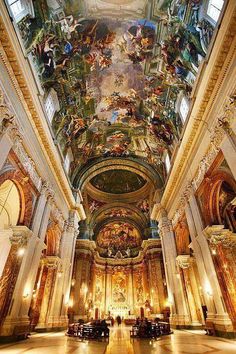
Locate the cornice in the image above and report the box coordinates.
[161,1,236,211]
[75,238,161,266]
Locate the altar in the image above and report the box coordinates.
[109,304,130,319]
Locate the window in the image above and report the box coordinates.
[7,0,33,22]
[165,153,171,173]
[45,95,55,123]
[44,89,60,123]
[179,96,189,123]
[64,148,73,174]
[64,153,71,174]
[207,0,224,23]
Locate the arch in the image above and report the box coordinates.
[72,157,164,192]
[199,169,236,229]
[0,169,34,228]
[89,202,148,230]
[0,179,20,228]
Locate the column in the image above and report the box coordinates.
[5,187,53,335]
[106,268,112,314]
[158,208,191,327]
[154,257,166,314]
[147,255,161,314]
[0,226,34,337]
[127,266,134,314]
[186,194,233,332]
[176,255,202,326]
[36,256,60,329]
[47,211,79,328]
[204,226,236,323]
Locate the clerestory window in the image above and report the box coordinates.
[207,0,224,23]
[7,0,33,22]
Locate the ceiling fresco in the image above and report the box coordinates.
[96,221,142,258]
[15,0,216,186]
[12,0,221,256]
[90,169,146,194]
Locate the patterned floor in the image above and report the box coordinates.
[0,326,236,353]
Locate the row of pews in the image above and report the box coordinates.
[130,320,172,339]
[66,320,109,340]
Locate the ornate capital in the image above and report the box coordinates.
[63,210,78,235]
[43,256,61,269]
[176,255,191,269]
[204,225,236,249]
[159,218,173,236]
[41,181,55,200]
[10,226,33,246]
[13,139,42,191]
[217,94,236,135]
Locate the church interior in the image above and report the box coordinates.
[0,0,236,353]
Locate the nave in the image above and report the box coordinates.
[0,326,236,354]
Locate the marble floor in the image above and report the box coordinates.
[0,326,236,354]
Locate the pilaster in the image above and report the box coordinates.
[158,207,191,328]
[47,211,78,329]
[0,226,33,337]
[186,195,234,334]
[36,256,61,330]
[176,255,202,327]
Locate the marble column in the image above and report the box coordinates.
[47,212,78,329]
[158,208,191,327]
[186,194,233,332]
[106,268,112,314]
[204,225,236,323]
[36,256,60,329]
[0,226,34,336]
[127,266,134,314]
[5,186,53,335]
[176,255,202,326]
[147,256,161,314]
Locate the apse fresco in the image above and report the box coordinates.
[88,196,106,213]
[137,199,150,215]
[96,221,142,258]
[112,272,127,303]
[15,0,217,182]
[104,208,133,218]
[90,170,146,194]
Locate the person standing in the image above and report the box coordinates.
[116,315,121,326]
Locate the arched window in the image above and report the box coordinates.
[6,0,34,22]
[0,180,20,229]
[207,0,224,23]
[165,153,171,174]
[179,96,189,123]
